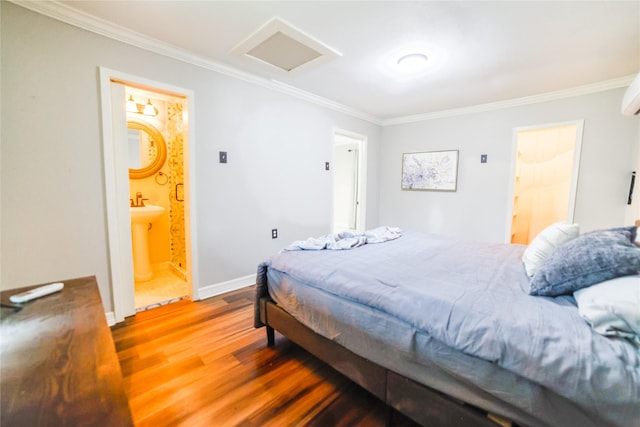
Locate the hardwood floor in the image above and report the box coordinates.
[111,286,420,427]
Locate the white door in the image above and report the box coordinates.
[333,131,367,233]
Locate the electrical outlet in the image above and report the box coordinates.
[480,154,488,163]
[325,162,330,171]
[219,151,227,163]
[272,228,278,239]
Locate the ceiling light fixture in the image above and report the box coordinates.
[396,53,429,74]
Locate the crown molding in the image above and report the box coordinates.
[10,0,381,125]
[382,75,636,126]
[9,1,633,128]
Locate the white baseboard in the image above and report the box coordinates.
[106,311,117,327]
[105,274,255,326]
[197,274,255,300]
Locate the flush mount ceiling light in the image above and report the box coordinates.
[382,45,441,79]
[231,17,341,73]
[396,53,429,74]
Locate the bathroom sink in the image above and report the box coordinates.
[130,205,165,281]
[130,205,165,224]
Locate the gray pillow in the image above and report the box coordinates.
[610,226,637,242]
[529,228,640,296]
[586,225,637,243]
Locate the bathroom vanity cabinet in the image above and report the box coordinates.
[0,276,133,426]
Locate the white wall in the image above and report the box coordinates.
[0,3,381,309]
[379,89,639,242]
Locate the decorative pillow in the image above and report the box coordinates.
[585,225,637,243]
[574,275,640,341]
[529,229,640,296]
[608,226,637,243]
[522,222,580,277]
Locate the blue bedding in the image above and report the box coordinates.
[255,230,640,427]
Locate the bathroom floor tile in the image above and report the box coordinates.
[135,266,190,312]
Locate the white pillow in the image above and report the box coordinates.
[522,222,580,277]
[574,275,640,341]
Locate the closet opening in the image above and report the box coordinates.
[508,121,584,244]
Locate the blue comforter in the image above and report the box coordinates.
[255,230,640,426]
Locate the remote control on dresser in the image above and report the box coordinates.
[9,282,64,303]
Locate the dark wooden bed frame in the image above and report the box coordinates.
[259,296,512,427]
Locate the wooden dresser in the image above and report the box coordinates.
[0,276,133,426]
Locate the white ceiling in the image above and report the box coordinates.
[53,1,640,120]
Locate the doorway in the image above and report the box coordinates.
[99,67,198,323]
[125,86,190,311]
[333,131,367,233]
[508,121,583,244]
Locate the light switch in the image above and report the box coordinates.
[480,154,488,163]
[219,151,227,163]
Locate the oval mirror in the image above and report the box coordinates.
[127,118,167,179]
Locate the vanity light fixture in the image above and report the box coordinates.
[126,95,138,113]
[143,99,158,117]
[396,53,429,74]
[126,96,158,117]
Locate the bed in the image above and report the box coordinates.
[254,226,640,427]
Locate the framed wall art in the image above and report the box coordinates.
[401,150,459,191]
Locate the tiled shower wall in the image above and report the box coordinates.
[166,100,187,280]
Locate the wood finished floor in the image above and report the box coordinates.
[111,286,420,427]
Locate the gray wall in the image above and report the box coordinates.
[0,3,381,309]
[379,89,639,242]
[2,3,638,313]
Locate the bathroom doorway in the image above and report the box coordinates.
[99,68,198,323]
[508,121,583,244]
[333,130,367,233]
[125,86,191,311]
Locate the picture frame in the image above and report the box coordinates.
[401,149,459,191]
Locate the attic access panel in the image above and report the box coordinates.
[231,17,341,74]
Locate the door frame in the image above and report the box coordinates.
[505,119,584,243]
[99,67,199,323]
[625,137,640,225]
[332,129,367,233]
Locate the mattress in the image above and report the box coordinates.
[255,230,640,427]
